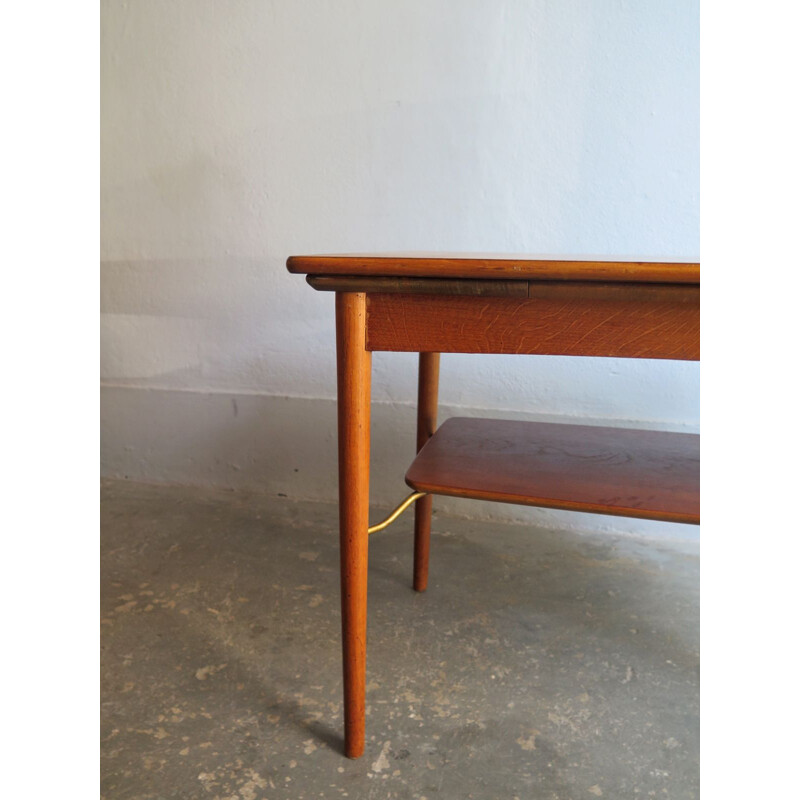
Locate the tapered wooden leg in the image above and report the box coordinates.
[413,352,440,592]
[335,292,371,759]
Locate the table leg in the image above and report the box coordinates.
[335,292,371,759]
[413,352,440,592]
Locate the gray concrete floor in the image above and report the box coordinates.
[101,479,699,800]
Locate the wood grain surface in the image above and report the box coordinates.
[288,254,699,284]
[406,418,700,524]
[366,288,700,360]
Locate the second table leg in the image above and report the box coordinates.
[413,352,440,592]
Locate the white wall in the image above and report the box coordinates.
[101,0,699,537]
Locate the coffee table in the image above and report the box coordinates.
[287,253,700,757]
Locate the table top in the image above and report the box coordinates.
[287,253,700,284]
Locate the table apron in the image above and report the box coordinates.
[365,286,699,360]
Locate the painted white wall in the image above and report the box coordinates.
[101,0,699,537]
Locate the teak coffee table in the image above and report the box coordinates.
[286,253,700,758]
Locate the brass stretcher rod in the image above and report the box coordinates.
[367,491,428,535]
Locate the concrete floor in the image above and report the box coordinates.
[101,479,699,800]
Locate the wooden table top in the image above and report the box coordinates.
[287,253,700,284]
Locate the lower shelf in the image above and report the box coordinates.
[405,417,699,524]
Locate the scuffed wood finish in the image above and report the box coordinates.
[413,353,440,592]
[406,418,699,525]
[366,287,700,360]
[306,274,528,297]
[526,281,698,303]
[335,292,371,759]
[288,253,700,284]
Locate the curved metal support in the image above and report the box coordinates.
[368,491,428,535]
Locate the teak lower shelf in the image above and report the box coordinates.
[406,417,699,525]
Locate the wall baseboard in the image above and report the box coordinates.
[101,385,699,540]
